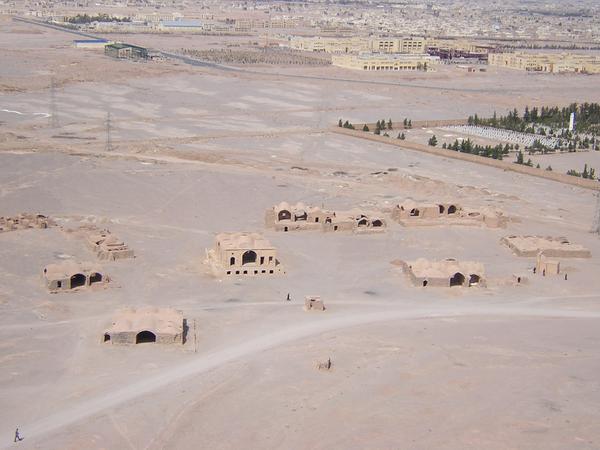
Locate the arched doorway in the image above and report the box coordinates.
[438,205,445,214]
[136,330,156,344]
[448,205,457,214]
[450,272,465,287]
[230,256,235,266]
[104,333,111,342]
[372,219,383,227]
[70,273,86,288]
[278,210,291,221]
[242,250,257,265]
[469,274,481,286]
[422,280,428,287]
[89,273,103,284]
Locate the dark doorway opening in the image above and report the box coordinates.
[90,272,102,284]
[469,274,481,286]
[372,219,383,227]
[410,208,420,217]
[358,218,368,227]
[438,205,445,214]
[242,250,257,265]
[448,205,457,214]
[422,280,428,287]
[136,330,156,344]
[104,333,110,342]
[278,210,291,221]
[230,256,235,266]
[70,273,86,288]
[450,272,465,287]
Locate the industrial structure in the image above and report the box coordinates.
[105,43,148,60]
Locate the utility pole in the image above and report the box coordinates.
[49,77,59,128]
[105,111,114,152]
[593,192,600,235]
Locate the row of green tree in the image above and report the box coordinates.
[338,119,355,129]
[434,137,508,160]
[66,14,132,24]
[567,164,597,180]
[468,103,600,134]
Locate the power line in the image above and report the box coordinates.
[49,77,59,128]
[593,192,600,235]
[105,111,114,152]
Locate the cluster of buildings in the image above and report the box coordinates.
[390,201,507,228]
[489,52,600,74]
[264,202,386,234]
[286,36,497,72]
[0,213,55,233]
[4,194,595,349]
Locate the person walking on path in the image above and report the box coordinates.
[14,427,22,442]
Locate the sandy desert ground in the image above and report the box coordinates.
[2,15,600,450]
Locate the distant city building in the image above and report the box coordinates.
[489,52,600,74]
[332,53,439,71]
[73,39,111,49]
[288,36,426,54]
[105,43,148,60]
[158,19,203,32]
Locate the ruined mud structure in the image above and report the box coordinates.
[501,235,591,258]
[536,252,561,275]
[391,200,506,228]
[304,295,326,311]
[84,227,135,261]
[43,261,106,292]
[206,232,285,277]
[103,307,184,345]
[265,202,386,234]
[400,258,485,287]
[0,213,55,233]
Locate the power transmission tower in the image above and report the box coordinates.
[105,111,114,152]
[49,77,59,128]
[593,192,600,235]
